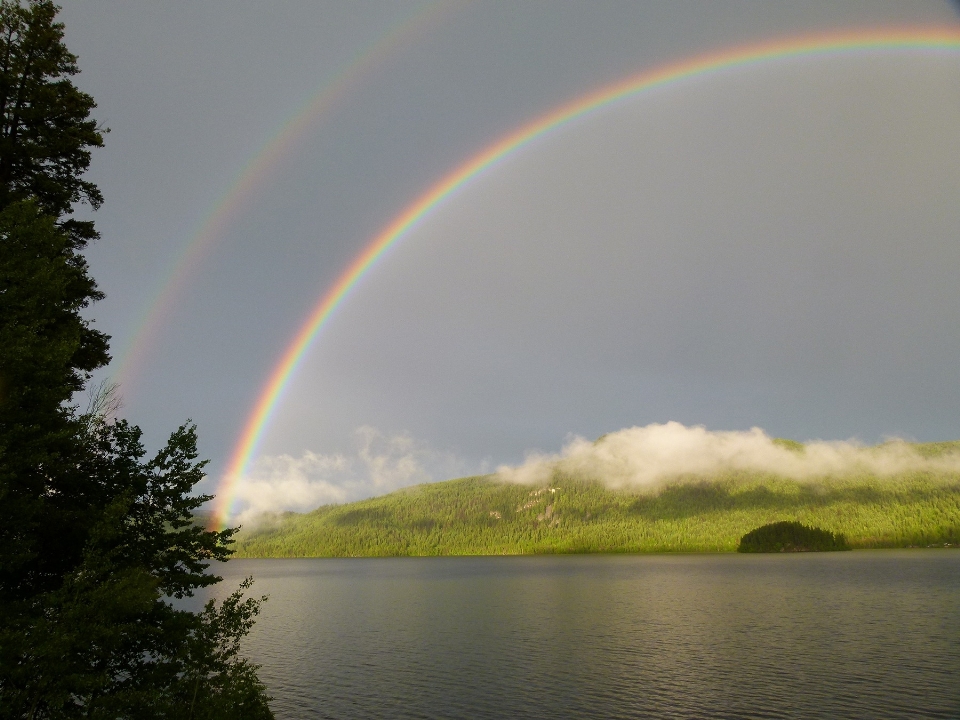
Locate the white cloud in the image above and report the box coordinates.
[496,421,960,488]
[231,427,479,526]
[228,422,960,526]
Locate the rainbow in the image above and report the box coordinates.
[110,1,455,396]
[213,27,960,529]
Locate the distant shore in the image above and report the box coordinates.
[232,472,960,558]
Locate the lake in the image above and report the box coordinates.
[208,552,960,719]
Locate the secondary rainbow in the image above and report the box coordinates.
[214,26,960,529]
[109,2,455,397]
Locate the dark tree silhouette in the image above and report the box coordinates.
[0,3,272,717]
[737,521,850,553]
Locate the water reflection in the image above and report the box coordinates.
[206,552,960,719]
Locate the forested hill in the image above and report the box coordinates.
[233,461,960,557]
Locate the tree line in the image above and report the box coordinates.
[0,2,272,717]
[233,472,960,558]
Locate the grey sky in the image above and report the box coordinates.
[57,1,960,510]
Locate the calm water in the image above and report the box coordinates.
[209,552,960,719]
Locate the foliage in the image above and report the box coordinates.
[0,0,104,249]
[771,438,804,453]
[736,520,849,553]
[0,3,272,717]
[0,419,272,719]
[0,200,109,596]
[233,463,960,557]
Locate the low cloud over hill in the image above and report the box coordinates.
[498,422,960,488]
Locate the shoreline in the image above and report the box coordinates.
[230,544,958,560]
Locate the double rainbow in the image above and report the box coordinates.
[213,27,960,529]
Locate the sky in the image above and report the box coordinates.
[57,1,960,517]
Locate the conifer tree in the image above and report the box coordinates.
[0,0,103,248]
[0,3,272,717]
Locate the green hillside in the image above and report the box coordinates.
[233,447,960,557]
